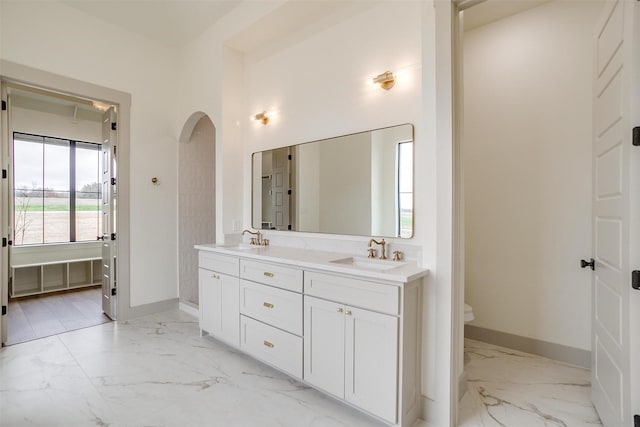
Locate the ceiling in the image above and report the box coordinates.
[463,0,553,31]
[61,0,242,49]
[60,0,555,51]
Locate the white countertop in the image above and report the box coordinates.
[195,243,429,283]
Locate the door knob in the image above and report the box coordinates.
[580,258,595,271]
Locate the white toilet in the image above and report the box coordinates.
[464,303,475,323]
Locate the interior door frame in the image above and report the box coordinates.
[0,60,134,328]
[0,82,8,344]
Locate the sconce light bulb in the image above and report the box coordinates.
[254,111,269,125]
[373,71,395,90]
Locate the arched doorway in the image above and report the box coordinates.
[178,113,215,309]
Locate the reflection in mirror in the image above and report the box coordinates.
[252,124,413,238]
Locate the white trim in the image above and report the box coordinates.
[179,302,199,318]
[420,395,438,427]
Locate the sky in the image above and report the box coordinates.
[14,137,101,192]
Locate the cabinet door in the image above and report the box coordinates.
[219,274,240,346]
[199,268,221,335]
[303,296,345,398]
[344,306,398,424]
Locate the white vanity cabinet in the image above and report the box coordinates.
[238,259,304,378]
[198,252,240,346]
[196,245,425,427]
[304,295,399,423]
[304,272,400,424]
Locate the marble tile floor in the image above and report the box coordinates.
[0,309,604,427]
[0,309,387,427]
[458,339,602,427]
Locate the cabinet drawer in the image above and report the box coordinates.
[304,271,399,315]
[240,280,302,335]
[199,252,239,276]
[240,259,302,293]
[240,315,302,378]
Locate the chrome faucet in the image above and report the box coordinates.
[242,229,268,246]
[368,238,386,260]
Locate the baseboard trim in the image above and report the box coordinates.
[124,298,179,319]
[465,325,590,368]
[179,301,199,318]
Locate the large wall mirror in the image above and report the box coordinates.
[252,123,413,238]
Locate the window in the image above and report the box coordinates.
[13,133,101,245]
[397,141,413,238]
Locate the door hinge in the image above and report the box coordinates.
[111,288,117,296]
[288,154,292,160]
[111,177,116,185]
[287,189,292,195]
[633,270,640,290]
[2,238,6,248]
[1,100,6,111]
[111,122,117,131]
[634,414,640,427]
[633,127,640,146]
[2,169,6,179]
[1,305,6,316]
[111,233,116,241]
[287,224,292,230]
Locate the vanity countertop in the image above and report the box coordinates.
[195,243,429,284]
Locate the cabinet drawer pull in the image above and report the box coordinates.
[263,271,274,278]
[263,302,274,309]
[346,310,352,316]
[263,340,274,348]
[337,307,344,313]
[211,274,220,280]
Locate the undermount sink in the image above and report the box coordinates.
[224,244,261,251]
[329,256,405,272]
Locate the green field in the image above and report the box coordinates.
[15,197,99,212]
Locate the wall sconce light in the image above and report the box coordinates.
[254,111,269,125]
[373,71,395,90]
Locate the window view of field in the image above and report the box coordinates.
[398,141,413,238]
[13,134,101,246]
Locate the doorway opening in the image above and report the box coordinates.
[1,81,120,345]
[178,113,216,313]
[454,0,604,425]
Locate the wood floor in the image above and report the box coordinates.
[6,286,111,346]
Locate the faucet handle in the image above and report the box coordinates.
[393,250,402,261]
[367,248,377,258]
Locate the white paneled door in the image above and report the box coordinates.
[591,1,639,425]
[101,107,117,320]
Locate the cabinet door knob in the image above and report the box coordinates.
[263,271,274,278]
[263,340,274,348]
[337,307,344,313]
[345,310,352,316]
[263,302,274,308]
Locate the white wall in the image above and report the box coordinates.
[237,0,441,404]
[11,103,101,144]
[0,1,180,307]
[463,0,602,351]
